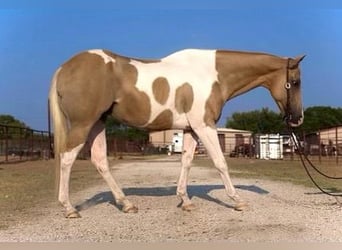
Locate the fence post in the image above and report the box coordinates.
[336,126,339,165]
[5,126,8,162]
[113,137,117,157]
[19,127,23,161]
[48,99,53,159]
[318,130,322,163]
[302,131,305,155]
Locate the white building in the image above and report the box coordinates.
[255,134,284,160]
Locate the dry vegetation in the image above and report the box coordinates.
[0,159,103,229]
[194,156,342,191]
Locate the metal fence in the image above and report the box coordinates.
[0,124,150,163]
[0,124,52,163]
[80,135,149,159]
[2,123,342,166]
[151,128,342,165]
[221,129,342,165]
[300,127,342,165]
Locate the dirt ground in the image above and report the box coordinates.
[1,155,342,242]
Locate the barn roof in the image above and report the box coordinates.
[217,127,252,134]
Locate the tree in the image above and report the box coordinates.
[225,106,342,134]
[0,114,28,128]
[300,106,342,133]
[225,108,284,134]
[105,116,148,141]
[0,114,30,139]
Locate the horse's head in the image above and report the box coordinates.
[268,55,305,127]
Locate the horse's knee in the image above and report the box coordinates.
[91,154,109,173]
[213,160,228,173]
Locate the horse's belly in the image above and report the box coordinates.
[172,113,190,129]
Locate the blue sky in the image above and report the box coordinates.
[1,1,342,130]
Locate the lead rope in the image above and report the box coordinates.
[288,127,342,202]
[284,59,342,199]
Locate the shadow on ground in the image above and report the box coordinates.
[76,184,269,212]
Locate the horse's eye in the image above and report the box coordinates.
[292,80,299,86]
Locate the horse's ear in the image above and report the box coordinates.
[289,55,306,68]
[295,55,306,64]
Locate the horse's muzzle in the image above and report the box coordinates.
[284,111,304,127]
[288,116,304,127]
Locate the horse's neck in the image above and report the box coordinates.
[215,50,285,101]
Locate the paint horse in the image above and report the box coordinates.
[49,48,305,218]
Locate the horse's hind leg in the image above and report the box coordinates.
[59,123,95,218]
[59,143,84,218]
[89,121,138,213]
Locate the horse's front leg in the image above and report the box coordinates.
[194,126,248,211]
[176,131,198,211]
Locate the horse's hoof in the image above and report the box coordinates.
[65,210,81,218]
[123,205,138,213]
[234,202,248,211]
[181,203,196,211]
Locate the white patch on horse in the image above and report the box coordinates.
[129,49,218,129]
[59,143,85,216]
[88,49,116,64]
[60,143,84,169]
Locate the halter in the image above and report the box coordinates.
[285,58,342,198]
[284,58,293,125]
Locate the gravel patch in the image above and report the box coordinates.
[1,156,342,242]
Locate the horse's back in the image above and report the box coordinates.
[53,48,219,130]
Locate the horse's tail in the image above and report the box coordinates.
[48,68,66,196]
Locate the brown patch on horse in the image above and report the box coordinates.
[152,77,170,105]
[57,52,118,150]
[175,83,194,114]
[204,81,224,127]
[210,50,288,127]
[215,50,285,100]
[88,50,151,126]
[145,109,173,130]
[112,89,151,127]
[56,51,152,151]
[109,66,151,126]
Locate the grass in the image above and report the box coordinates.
[0,154,161,229]
[194,156,342,192]
[0,159,112,229]
[0,155,342,229]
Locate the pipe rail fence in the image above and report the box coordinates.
[0,124,52,163]
[1,123,342,166]
[0,124,149,164]
[222,128,342,166]
[152,128,342,166]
